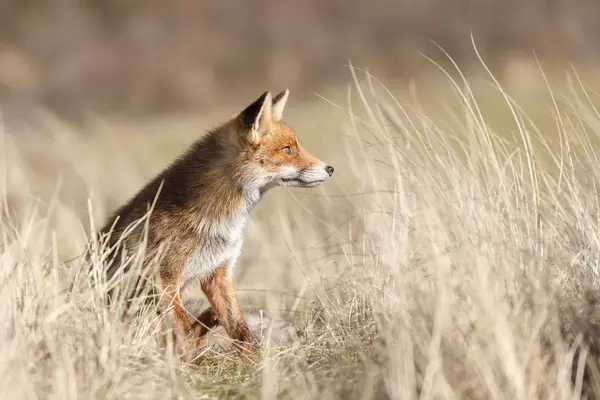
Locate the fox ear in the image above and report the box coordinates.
[271,88,289,121]
[239,91,272,144]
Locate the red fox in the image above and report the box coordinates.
[94,89,334,360]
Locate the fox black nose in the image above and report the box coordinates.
[325,165,334,177]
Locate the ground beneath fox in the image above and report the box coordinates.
[5,68,600,399]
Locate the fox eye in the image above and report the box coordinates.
[282,146,295,155]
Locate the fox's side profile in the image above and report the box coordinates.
[95,89,334,360]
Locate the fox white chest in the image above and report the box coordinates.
[180,211,249,286]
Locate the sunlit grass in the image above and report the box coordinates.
[4,61,600,398]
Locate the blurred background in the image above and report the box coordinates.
[1,0,600,122]
[4,0,600,264]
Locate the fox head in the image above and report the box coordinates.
[229,89,334,192]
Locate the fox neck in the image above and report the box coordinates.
[186,129,266,222]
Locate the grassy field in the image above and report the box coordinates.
[5,63,600,399]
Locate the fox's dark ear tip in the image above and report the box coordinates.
[240,91,272,129]
[273,88,289,101]
[259,91,271,101]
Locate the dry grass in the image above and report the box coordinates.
[5,62,600,399]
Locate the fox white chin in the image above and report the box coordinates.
[278,177,326,187]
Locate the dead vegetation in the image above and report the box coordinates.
[5,66,600,398]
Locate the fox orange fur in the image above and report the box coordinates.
[94,89,334,360]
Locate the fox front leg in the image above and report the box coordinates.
[200,263,256,354]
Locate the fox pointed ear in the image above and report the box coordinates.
[239,91,272,144]
[271,88,289,121]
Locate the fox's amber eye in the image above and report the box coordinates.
[282,146,295,155]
